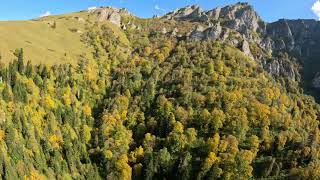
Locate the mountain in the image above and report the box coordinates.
[0,7,130,65]
[162,3,320,100]
[0,3,316,85]
[0,2,320,180]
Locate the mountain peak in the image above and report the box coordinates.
[163,3,263,34]
[87,6,131,15]
[164,4,204,20]
[211,2,263,33]
[87,6,132,27]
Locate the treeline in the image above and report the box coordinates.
[0,23,319,180]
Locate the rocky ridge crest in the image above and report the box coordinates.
[163,3,320,86]
[87,3,320,92]
[89,7,131,27]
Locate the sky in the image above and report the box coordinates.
[0,0,320,22]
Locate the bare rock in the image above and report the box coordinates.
[212,2,263,33]
[266,19,320,57]
[171,28,179,36]
[263,57,299,81]
[162,27,168,34]
[203,23,222,40]
[312,73,320,89]
[189,25,206,40]
[164,5,208,22]
[242,39,253,58]
[206,7,221,20]
[90,7,131,27]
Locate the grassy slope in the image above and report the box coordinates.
[0,11,131,65]
[0,9,201,66]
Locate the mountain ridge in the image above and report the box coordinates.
[1,2,320,96]
[1,2,320,179]
[157,3,320,100]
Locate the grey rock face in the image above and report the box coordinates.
[203,23,222,40]
[108,12,121,26]
[189,25,206,40]
[266,19,320,56]
[209,2,263,34]
[312,73,320,89]
[90,7,130,27]
[164,5,208,21]
[206,7,221,20]
[165,3,263,35]
[189,23,222,41]
[242,39,253,58]
[166,2,265,46]
[263,58,299,81]
[165,3,320,85]
[82,3,320,92]
[264,60,280,76]
[260,38,273,53]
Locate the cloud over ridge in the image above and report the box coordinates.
[312,0,320,19]
[40,11,51,17]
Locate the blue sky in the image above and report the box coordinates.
[0,0,319,22]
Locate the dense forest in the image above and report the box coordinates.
[0,20,319,180]
[1,3,320,179]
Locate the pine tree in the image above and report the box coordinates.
[25,60,33,78]
[14,48,24,74]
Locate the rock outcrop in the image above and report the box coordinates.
[262,57,300,81]
[165,3,264,36]
[163,3,320,89]
[203,23,223,40]
[164,5,208,22]
[312,73,320,89]
[265,19,320,86]
[210,2,264,34]
[242,39,253,58]
[167,3,265,58]
[189,25,206,40]
[89,7,131,27]
[266,19,320,56]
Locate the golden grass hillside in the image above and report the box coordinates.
[0,10,130,65]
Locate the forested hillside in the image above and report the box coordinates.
[0,3,320,180]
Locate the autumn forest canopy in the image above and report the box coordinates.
[0,3,320,180]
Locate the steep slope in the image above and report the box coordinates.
[0,7,131,65]
[157,3,320,101]
[0,29,320,179]
[0,16,88,65]
[0,2,320,180]
[266,19,320,97]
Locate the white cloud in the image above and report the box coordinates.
[154,4,165,12]
[88,7,97,11]
[40,11,51,17]
[155,5,161,10]
[312,0,320,19]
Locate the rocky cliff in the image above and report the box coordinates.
[161,3,320,93]
[265,19,320,90]
[266,19,320,54]
[87,3,320,98]
[165,3,264,33]
[89,7,131,27]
